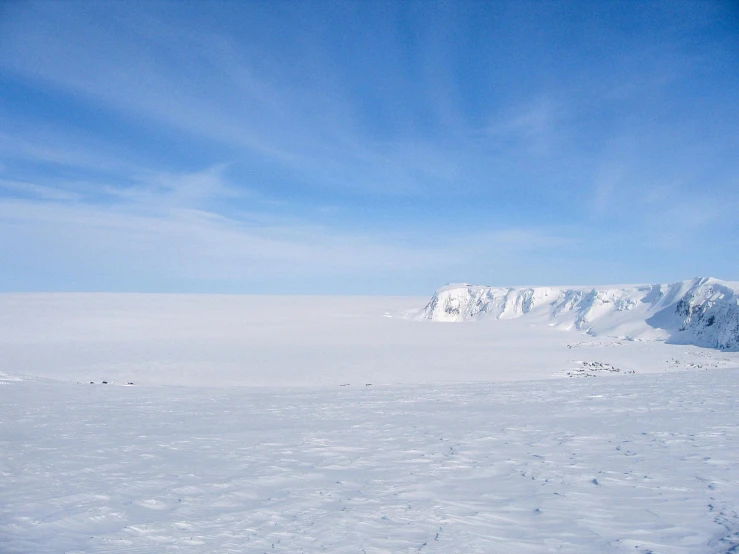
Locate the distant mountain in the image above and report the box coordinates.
[421,277,739,351]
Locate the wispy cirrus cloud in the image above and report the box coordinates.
[0,163,581,292]
[1,1,738,291]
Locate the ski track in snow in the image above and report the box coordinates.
[2,371,739,553]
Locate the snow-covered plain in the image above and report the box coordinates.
[1,291,739,552]
[2,292,738,386]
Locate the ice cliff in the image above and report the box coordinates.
[421,277,739,351]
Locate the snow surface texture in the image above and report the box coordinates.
[422,277,739,351]
[2,292,739,552]
[2,371,739,553]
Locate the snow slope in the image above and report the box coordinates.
[422,277,739,350]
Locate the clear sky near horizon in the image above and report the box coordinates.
[1,1,738,294]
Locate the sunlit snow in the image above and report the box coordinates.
[1,289,738,552]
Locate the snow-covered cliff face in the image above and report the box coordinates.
[421,278,739,351]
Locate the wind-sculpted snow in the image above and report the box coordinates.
[2,294,739,552]
[422,277,739,351]
[2,371,739,553]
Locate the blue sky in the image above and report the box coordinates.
[1,1,738,294]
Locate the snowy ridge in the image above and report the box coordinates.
[422,277,739,350]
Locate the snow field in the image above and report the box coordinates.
[2,294,737,387]
[2,370,739,553]
[2,292,739,552]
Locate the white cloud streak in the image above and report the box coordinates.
[0,164,577,290]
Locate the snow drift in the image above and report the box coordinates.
[421,277,739,351]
